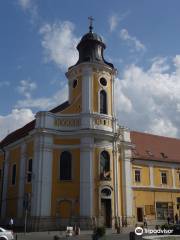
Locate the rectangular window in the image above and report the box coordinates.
[178,173,180,182]
[156,202,173,220]
[0,169,2,182]
[161,172,167,184]
[27,159,32,183]
[135,169,141,182]
[11,164,16,185]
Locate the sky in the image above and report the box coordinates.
[0,0,180,140]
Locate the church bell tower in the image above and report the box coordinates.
[65,18,119,228]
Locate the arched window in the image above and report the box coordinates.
[100,90,107,114]
[60,151,72,180]
[100,151,110,180]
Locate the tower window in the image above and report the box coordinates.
[60,151,72,181]
[27,159,32,183]
[100,151,110,180]
[100,90,107,114]
[101,188,111,197]
[73,79,78,88]
[11,164,16,185]
[100,78,107,86]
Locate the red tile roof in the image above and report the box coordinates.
[131,131,180,163]
[0,101,69,148]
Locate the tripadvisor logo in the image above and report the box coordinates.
[135,227,143,236]
[135,226,174,236]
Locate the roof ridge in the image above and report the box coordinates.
[131,130,180,141]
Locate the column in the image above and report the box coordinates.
[113,143,119,217]
[82,67,92,113]
[172,168,176,189]
[31,134,53,217]
[17,143,26,218]
[1,150,9,218]
[123,149,133,217]
[149,165,154,187]
[80,137,94,216]
[81,67,92,129]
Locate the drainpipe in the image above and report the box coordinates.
[0,146,5,217]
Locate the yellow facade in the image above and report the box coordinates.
[6,147,21,217]
[51,138,80,218]
[131,162,180,222]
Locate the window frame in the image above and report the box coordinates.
[134,169,141,183]
[59,151,72,181]
[100,150,111,181]
[161,171,168,185]
[27,158,32,183]
[99,90,108,114]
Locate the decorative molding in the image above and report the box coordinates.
[132,185,180,192]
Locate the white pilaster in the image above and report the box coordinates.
[123,154,133,217]
[113,143,119,217]
[17,143,26,218]
[149,165,154,187]
[82,67,92,114]
[31,134,53,217]
[172,168,176,188]
[1,150,9,218]
[80,137,94,216]
[121,128,133,218]
[112,74,116,118]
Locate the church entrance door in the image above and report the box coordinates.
[101,199,112,227]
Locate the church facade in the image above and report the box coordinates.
[0,24,180,230]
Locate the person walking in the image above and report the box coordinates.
[143,215,148,228]
[9,218,14,230]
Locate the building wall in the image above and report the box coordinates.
[132,162,180,223]
[6,147,21,218]
[51,137,80,218]
[24,141,34,196]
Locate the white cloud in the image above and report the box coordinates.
[109,14,119,32]
[149,118,178,138]
[115,56,180,137]
[120,28,146,52]
[39,21,79,70]
[16,84,68,110]
[18,0,31,10]
[17,80,37,99]
[0,108,34,140]
[109,11,130,32]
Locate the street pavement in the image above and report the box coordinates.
[15,230,130,240]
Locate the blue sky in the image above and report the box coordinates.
[0,0,180,139]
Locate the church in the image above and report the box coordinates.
[0,21,180,231]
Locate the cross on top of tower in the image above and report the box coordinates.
[88,16,94,33]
